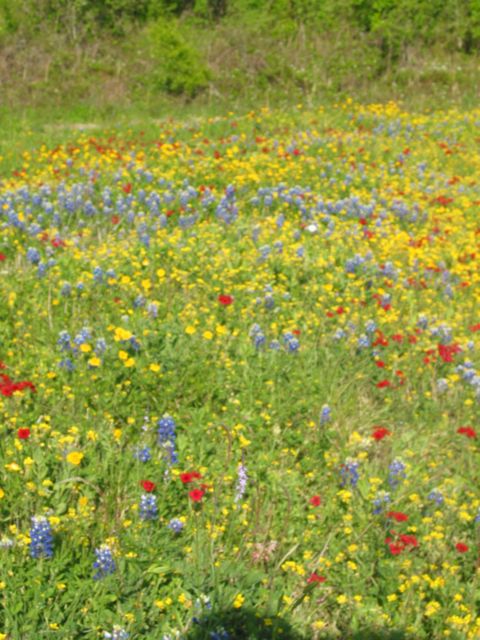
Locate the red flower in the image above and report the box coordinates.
[122,183,132,194]
[438,343,461,363]
[387,511,409,522]
[457,426,476,439]
[180,471,202,484]
[218,294,234,306]
[399,534,418,548]
[307,572,326,584]
[372,427,391,441]
[111,215,120,224]
[189,488,205,502]
[0,253,6,261]
[17,428,31,440]
[455,542,469,553]
[141,480,156,492]
[375,360,385,368]
[376,380,391,388]
[388,543,403,555]
[309,495,321,507]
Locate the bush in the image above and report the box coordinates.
[145,18,210,97]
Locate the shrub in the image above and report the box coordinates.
[145,18,210,97]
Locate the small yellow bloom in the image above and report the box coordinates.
[79,343,92,353]
[185,325,196,335]
[88,356,101,367]
[124,357,135,368]
[150,363,161,372]
[239,434,251,448]
[203,330,213,340]
[66,452,84,466]
[233,593,245,609]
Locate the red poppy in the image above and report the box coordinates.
[309,495,321,507]
[180,471,202,484]
[375,360,385,368]
[455,542,469,553]
[111,215,120,224]
[141,480,156,492]
[189,488,205,502]
[0,253,6,261]
[457,426,476,439]
[122,183,132,194]
[307,572,326,584]
[387,511,408,522]
[17,428,31,440]
[470,323,480,332]
[372,427,391,441]
[218,294,234,306]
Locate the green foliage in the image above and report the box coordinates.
[145,18,210,97]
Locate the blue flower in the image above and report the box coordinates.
[372,491,390,514]
[234,464,248,503]
[93,544,115,580]
[428,489,444,505]
[167,518,185,533]
[26,247,41,264]
[340,459,360,488]
[388,458,406,488]
[157,415,178,465]
[134,446,152,462]
[139,494,158,521]
[320,405,331,425]
[30,517,53,559]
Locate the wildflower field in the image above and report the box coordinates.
[0,101,479,640]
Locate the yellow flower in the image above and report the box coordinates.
[88,356,101,367]
[118,350,128,361]
[124,357,135,368]
[312,620,326,630]
[66,452,84,466]
[203,330,213,340]
[79,343,92,353]
[0,488,4,499]
[336,594,348,605]
[114,327,132,342]
[239,434,251,448]
[233,593,245,609]
[185,325,196,335]
[150,363,161,372]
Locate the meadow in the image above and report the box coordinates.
[0,100,479,639]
